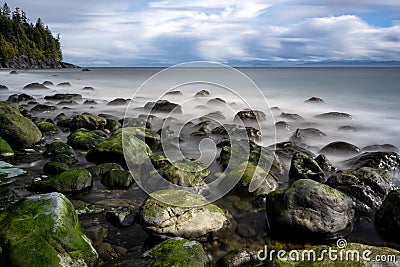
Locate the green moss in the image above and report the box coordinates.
[70,114,107,131]
[67,129,105,149]
[0,135,14,157]
[36,121,58,133]
[116,127,160,147]
[149,238,209,267]
[0,101,21,115]
[44,142,75,158]
[0,113,42,148]
[87,162,124,177]
[43,161,70,175]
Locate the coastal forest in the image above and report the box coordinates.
[0,2,62,65]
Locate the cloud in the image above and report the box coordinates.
[7,0,400,65]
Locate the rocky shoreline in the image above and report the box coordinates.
[1,55,79,69]
[0,74,400,266]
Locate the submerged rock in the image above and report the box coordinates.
[137,189,230,239]
[44,142,76,158]
[315,112,354,120]
[289,128,327,143]
[165,90,182,96]
[362,144,399,153]
[0,84,8,90]
[71,113,107,131]
[67,128,106,149]
[57,82,72,87]
[234,109,267,122]
[280,112,304,121]
[375,189,400,239]
[7,93,35,103]
[0,113,42,148]
[144,237,209,267]
[266,179,354,240]
[23,82,49,89]
[44,93,82,101]
[194,89,210,97]
[207,98,226,105]
[0,161,26,185]
[87,163,124,177]
[319,141,360,157]
[0,192,98,266]
[145,100,182,114]
[106,207,135,227]
[107,98,128,105]
[275,121,292,131]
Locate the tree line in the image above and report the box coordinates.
[0,2,62,65]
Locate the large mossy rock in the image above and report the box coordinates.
[137,189,230,239]
[0,136,14,157]
[116,127,160,148]
[70,114,107,131]
[101,169,134,189]
[266,179,354,240]
[0,101,21,115]
[375,189,400,239]
[0,192,98,266]
[144,237,209,267]
[44,142,76,158]
[67,128,106,149]
[86,129,152,168]
[0,113,42,148]
[266,243,400,266]
[32,168,93,194]
[36,121,58,133]
[326,167,396,220]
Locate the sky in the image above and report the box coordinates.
[7,0,400,66]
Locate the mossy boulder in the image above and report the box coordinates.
[87,163,124,177]
[266,179,354,241]
[0,101,21,115]
[101,169,134,188]
[289,152,326,183]
[67,128,106,149]
[36,121,58,133]
[137,189,230,239]
[70,114,107,131]
[32,168,93,194]
[225,161,278,196]
[0,113,42,148]
[144,237,209,267]
[43,161,70,175]
[0,136,14,157]
[44,142,76,158]
[0,192,98,266]
[115,127,160,148]
[86,130,152,168]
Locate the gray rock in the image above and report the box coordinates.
[289,128,327,143]
[107,98,128,105]
[71,113,107,131]
[315,112,354,120]
[375,189,400,239]
[280,112,304,121]
[305,96,324,103]
[0,161,27,186]
[289,152,326,183]
[194,89,210,97]
[101,169,134,188]
[362,144,399,153]
[234,109,267,122]
[44,93,82,101]
[106,207,135,227]
[31,104,57,113]
[319,141,360,157]
[23,82,49,89]
[343,152,400,172]
[145,100,182,114]
[217,249,259,267]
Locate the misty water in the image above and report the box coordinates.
[1,66,400,264]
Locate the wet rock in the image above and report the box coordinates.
[82,68,91,72]
[194,89,210,97]
[305,96,324,103]
[234,109,267,122]
[0,136,14,157]
[289,152,326,183]
[280,112,304,121]
[58,100,79,106]
[275,121,292,131]
[71,113,107,131]
[31,104,57,113]
[289,128,327,143]
[211,124,261,142]
[84,100,98,105]
[327,167,396,220]
[23,82,49,89]
[85,225,106,247]
[57,82,71,87]
[272,141,315,164]
[86,128,152,168]
[0,161,26,185]
[107,98,128,105]
[266,179,354,240]
[117,127,160,148]
[0,84,8,90]
[207,98,226,105]
[343,152,400,172]
[319,141,360,157]
[44,142,76,158]
[120,117,151,128]
[67,128,106,149]
[7,93,35,103]
[32,168,93,193]
[137,189,230,239]
[9,70,18,74]
[315,112,354,120]
[50,153,78,166]
[0,192,98,266]
[87,163,124,177]
[362,144,399,153]
[225,161,278,196]
[101,169,134,188]
[165,90,182,96]
[217,248,259,267]
[338,125,357,132]
[0,101,20,115]
[36,121,58,133]
[375,189,400,239]
[44,93,82,101]
[145,100,182,114]
[314,154,337,174]
[82,86,95,91]
[43,161,70,175]
[106,207,135,227]
[42,80,54,86]
[0,113,42,147]
[144,237,209,267]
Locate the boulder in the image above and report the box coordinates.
[36,121,58,133]
[289,152,326,183]
[234,109,267,122]
[145,100,182,114]
[137,189,230,239]
[194,89,210,97]
[343,152,400,172]
[0,113,42,147]
[327,167,396,220]
[0,193,98,266]
[116,127,160,148]
[7,93,35,103]
[70,113,107,131]
[362,144,399,153]
[0,84,8,90]
[265,179,354,240]
[305,96,324,103]
[44,93,82,101]
[82,86,95,91]
[272,141,315,164]
[207,98,226,105]
[319,141,360,157]
[57,82,71,87]
[43,161,70,176]
[107,98,128,105]
[44,142,76,158]
[280,112,304,121]
[67,128,106,149]
[144,237,209,267]
[315,112,354,120]
[216,248,259,267]
[101,169,134,188]
[23,82,49,89]
[165,90,182,96]
[275,121,292,131]
[0,101,21,115]
[375,189,400,239]
[87,163,124,177]
[30,104,57,113]
[42,81,54,86]
[289,128,326,143]
[32,168,93,193]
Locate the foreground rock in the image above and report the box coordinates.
[375,189,400,239]
[0,101,21,115]
[101,169,134,188]
[0,113,42,147]
[137,189,230,239]
[266,179,354,240]
[32,168,93,193]
[327,167,396,220]
[0,192,98,266]
[344,152,400,172]
[144,237,209,267]
[289,152,336,183]
[217,248,259,267]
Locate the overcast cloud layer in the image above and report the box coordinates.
[8,0,400,66]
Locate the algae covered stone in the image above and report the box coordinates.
[0,135,14,157]
[101,169,134,188]
[0,101,21,115]
[137,189,230,239]
[36,121,58,133]
[144,237,209,267]
[67,128,106,149]
[70,113,107,131]
[0,113,42,147]
[0,192,98,266]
